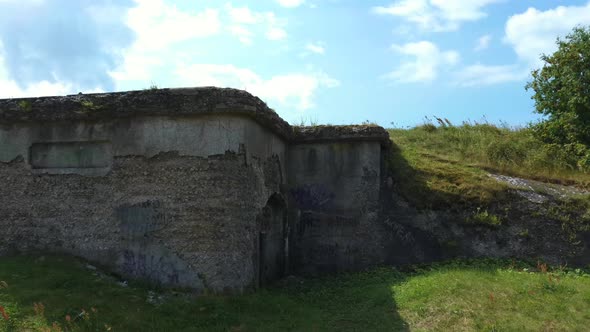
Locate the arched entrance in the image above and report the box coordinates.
[256,193,287,287]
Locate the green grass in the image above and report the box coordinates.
[1,256,589,331]
[387,123,590,209]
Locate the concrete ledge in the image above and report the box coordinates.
[293,125,391,147]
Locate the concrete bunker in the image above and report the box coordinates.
[0,87,392,293]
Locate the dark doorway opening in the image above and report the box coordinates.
[257,193,287,287]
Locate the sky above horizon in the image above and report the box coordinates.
[0,0,589,127]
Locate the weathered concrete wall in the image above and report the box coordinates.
[0,115,286,176]
[287,127,390,275]
[0,88,392,291]
[289,142,381,213]
[0,88,293,292]
[1,152,279,291]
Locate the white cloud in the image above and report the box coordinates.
[111,1,223,82]
[225,3,260,24]
[127,0,220,51]
[456,2,590,86]
[224,4,288,43]
[0,76,72,98]
[305,42,325,55]
[505,2,590,68]
[275,0,305,8]
[266,27,287,40]
[453,2,590,87]
[373,0,504,32]
[385,41,459,83]
[175,64,339,110]
[454,64,528,86]
[229,25,254,45]
[474,34,491,51]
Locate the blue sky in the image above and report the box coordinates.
[1,0,589,127]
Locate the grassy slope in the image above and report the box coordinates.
[388,124,590,210]
[1,256,589,331]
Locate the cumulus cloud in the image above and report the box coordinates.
[128,1,220,50]
[385,41,459,83]
[372,0,504,32]
[275,0,305,8]
[305,42,325,55]
[229,25,255,45]
[266,27,288,41]
[175,63,339,110]
[0,0,135,93]
[0,0,335,112]
[110,1,222,82]
[474,34,491,51]
[224,3,288,43]
[505,2,590,68]
[456,2,590,87]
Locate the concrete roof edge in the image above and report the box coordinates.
[292,125,391,147]
[0,87,391,145]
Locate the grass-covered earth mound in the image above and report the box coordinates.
[0,256,589,332]
[388,122,590,209]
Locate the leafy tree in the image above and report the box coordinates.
[526,26,590,146]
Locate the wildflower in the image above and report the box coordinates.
[0,305,9,321]
[65,314,71,323]
[34,302,46,316]
[80,308,89,320]
[52,322,63,332]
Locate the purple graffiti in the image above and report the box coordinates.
[290,184,334,210]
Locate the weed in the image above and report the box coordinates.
[466,208,502,227]
[293,116,319,127]
[518,229,530,239]
[78,100,102,113]
[17,100,32,113]
[361,120,378,126]
[537,261,549,273]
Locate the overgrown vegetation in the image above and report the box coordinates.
[546,196,590,242]
[0,256,589,331]
[77,100,102,114]
[466,207,502,227]
[17,100,32,113]
[387,118,590,210]
[293,116,320,127]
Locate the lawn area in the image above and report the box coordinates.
[0,256,589,331]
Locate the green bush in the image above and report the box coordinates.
[526,26,590,147]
